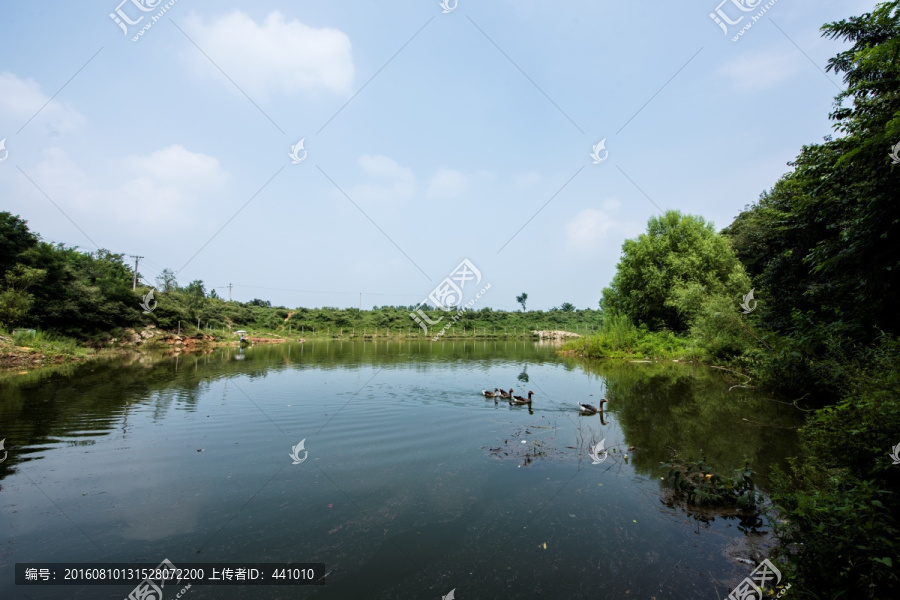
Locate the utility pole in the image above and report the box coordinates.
[228,283,233,301]
[129,255,144,290]
[359,292,362,311]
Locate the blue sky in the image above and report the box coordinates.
[0,0,878,311]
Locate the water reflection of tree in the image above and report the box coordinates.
[574,360,804,491]
[660,496,768,536]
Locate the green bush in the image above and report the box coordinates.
[563,313,695,359]
[771,337,900,599]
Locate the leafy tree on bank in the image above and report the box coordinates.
[602,210,751,333]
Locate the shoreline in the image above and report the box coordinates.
[1,327,585,373]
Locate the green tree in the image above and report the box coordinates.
[156,269,178,292]
[603,210,750,332]
[0,264,46,328]
[183,280,207,325]
[516,293,528,311]
[0,212,38,276]
[559,302,576,312]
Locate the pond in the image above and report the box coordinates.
[0,340,803,599]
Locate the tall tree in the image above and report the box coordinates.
[155,269,178,292]
[603,210,750,332]
[516,293,528,312]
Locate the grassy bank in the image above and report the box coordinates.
[0,329,94,369]
[561,314,700,360]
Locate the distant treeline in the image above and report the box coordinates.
[0,216,599,339]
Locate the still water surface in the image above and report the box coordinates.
[0,340,803,599]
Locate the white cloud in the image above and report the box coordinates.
[0,71,85,135]
[602,197,621,211]
[511,171,542,188]
[184,11,354,97]
[716,50,802,92]
[359,154,412,180]
[564,202,639,251]
[426,168,467,200]
[122,145,225,191]
[348,155,416,204]
[20,145,228,227]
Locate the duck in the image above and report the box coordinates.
[511,391,534,405]
[578,398,608,414]
[498,388,512,399]
[482,388,500,398]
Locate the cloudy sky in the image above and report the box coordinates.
[0,0,878,310]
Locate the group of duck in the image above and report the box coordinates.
[481,388,609,414]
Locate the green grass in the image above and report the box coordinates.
[1,328,92,363]
[562,314,698,360]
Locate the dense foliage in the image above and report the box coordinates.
[728,6,900,592]
[601,210,751,333]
